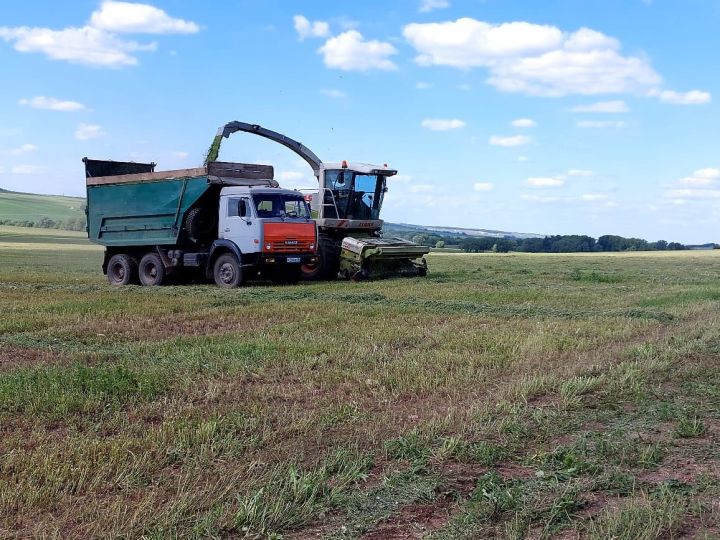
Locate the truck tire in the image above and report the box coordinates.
[300,234,340,281]
[213,253,242,288]
[139,253,166,286]
[107,254,137,286]
[185,207,216,244]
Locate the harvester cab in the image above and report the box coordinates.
[208,121,429,281]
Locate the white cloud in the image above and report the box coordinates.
[293,15,330,40]
[677,176,714,187]
[526,177,564,187]
[577,120,626,128]
[405,19,564,67]
[489,135,531,147]
[279,171,305,182]
[420,0,450,12]
[0,25,156,67]
[568,169,594,177]
[521,194,560,203]
[649,88,711,105]
[403,19,664,97]
[518,156,529,162]
[694,168,720,179]
[278,170,316,189]
[75,123,104,140]
[172,151,189,160]
[320,88,347,99]
[666,188,720,199]
[9,144,38,155]
[456,83,471,91]
[663,167,720,201]
[473,182,494,191]
[90,1,199,34]
[580,193,608,201]
[19,96,87,112]
[410,184,437,193]
[0,2,198,68]
[416,81,432,89]
[11,164,45,174]
[319,30,397,71]
[421,118,466,131]
[511,118,536,128]
[571,100,629,113]
[672,168,719,188]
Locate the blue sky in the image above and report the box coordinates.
[0,0,718,243]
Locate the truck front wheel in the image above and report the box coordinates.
[139,253,166,286]
[107,254,137,286]
[213,253,242,288]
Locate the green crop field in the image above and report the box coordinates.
[1,226,718,538]
[0,191,85,223]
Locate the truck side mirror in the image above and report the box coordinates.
[238,200,246,217]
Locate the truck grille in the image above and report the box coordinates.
[269,240,313,253]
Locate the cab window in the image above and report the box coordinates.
[227,198,248,217]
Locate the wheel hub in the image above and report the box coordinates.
[220,263,235,284]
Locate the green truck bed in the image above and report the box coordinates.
[85,160,275,247]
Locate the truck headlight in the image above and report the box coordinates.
[309,243,315,250]
[265,243,272,250]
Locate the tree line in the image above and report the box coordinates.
[0,216,87,231]
[457,235,688,253]
[389,230,694,253]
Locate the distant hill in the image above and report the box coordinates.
[0,189,85,228]
[384,222,543,240]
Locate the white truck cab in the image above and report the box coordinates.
[215,186,317,284]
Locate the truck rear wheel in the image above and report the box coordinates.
[139,253,166,286]
[107,254,137,286]
[213,253,242,288]
[185,207,217,244]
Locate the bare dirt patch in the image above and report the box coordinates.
[67,310,290,342]
[361,499,453,540]
[0,344,67,371]
[639,455,720,485]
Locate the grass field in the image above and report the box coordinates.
[0,226,718,539]
[0,191,85,222]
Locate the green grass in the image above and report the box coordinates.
[0,191,85,222]
[0,230,719,538]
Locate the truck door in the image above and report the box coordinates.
[219,196,259,255]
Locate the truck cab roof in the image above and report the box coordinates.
[220,185,304,197]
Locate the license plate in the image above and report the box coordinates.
[287,257,301,263]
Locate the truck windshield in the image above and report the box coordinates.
[253,194,311,219]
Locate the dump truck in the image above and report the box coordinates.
[84,158,318,287]
[207,122,430,281]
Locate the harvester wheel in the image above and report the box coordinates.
[185,207,217,244]
[107,254,137,286]
[139,253,166,286]
[213,253,242,288]
[300,234,340,281]
[351,269,369,282]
